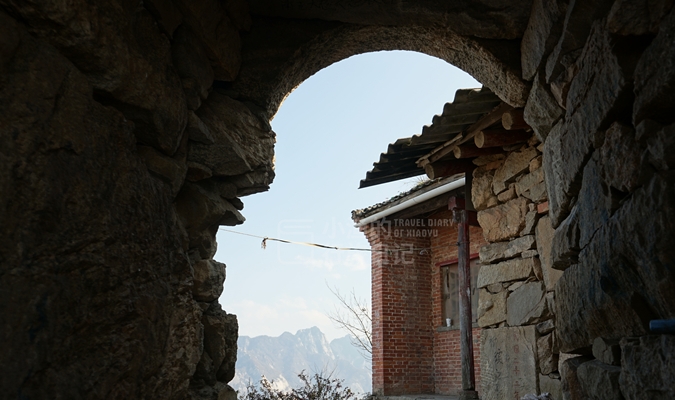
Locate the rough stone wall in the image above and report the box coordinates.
[0,1,272,398]
[475,1,675,399]
[363,224,434,396]
[470,138,561,399]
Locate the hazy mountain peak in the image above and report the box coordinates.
[232,327,371,395]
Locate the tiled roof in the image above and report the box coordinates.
[359,87,501,188]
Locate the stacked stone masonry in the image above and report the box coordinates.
[2,0,675,399]
[471,137,565,399]
[480,1,675,398]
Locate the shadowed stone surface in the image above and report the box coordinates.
[550,206,581,271]
[544,22,643,226]
[607,0,674,35]
[620,335,675,400]
[190,92,275,184]
[555,171,675,352]
[577,360,623,400]
[1,1,190,155]
[538,333,559,376]
[507,281,548,326]
[248,0,533,39]
[524,72,564,142]
[193,260,227,302]
[592,337,621,366]
[633,7,675,124]
[536,216,563,291]
[520,0,568,80]
[0,12,201,397]
[540,374,563,400]
[561,356,593,400]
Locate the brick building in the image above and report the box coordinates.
[352,177,486,396]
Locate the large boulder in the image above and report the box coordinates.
[194,303,239,386]
[472,166,499,211]
[524,72,564,141]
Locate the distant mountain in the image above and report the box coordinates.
[231,327,372,395]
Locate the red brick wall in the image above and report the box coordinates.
[362,210,486,396]
[432,328,482,394]
[363,222,433,396]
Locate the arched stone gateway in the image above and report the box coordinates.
[232,21,529,118]
[0,1,674,399]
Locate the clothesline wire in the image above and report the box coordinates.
[218,228,437,253]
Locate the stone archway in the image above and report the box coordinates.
[2,0,675,399]
[232,20,530,119]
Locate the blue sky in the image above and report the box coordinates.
[216,50,479,341]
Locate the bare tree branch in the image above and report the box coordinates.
[326,283,372,360]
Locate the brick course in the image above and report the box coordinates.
[363,209,485,396]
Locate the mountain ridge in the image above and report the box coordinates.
[232,327,371,395]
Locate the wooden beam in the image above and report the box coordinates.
[417,133,463,167]
[464,102,514,139]
[449,198,479,399]
[424,160,475,180]
[417,102,514,167]
[501,108,529,130]
[452,144,504,159]
[474,128,531,148]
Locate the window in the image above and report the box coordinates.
[441,258,480,328]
